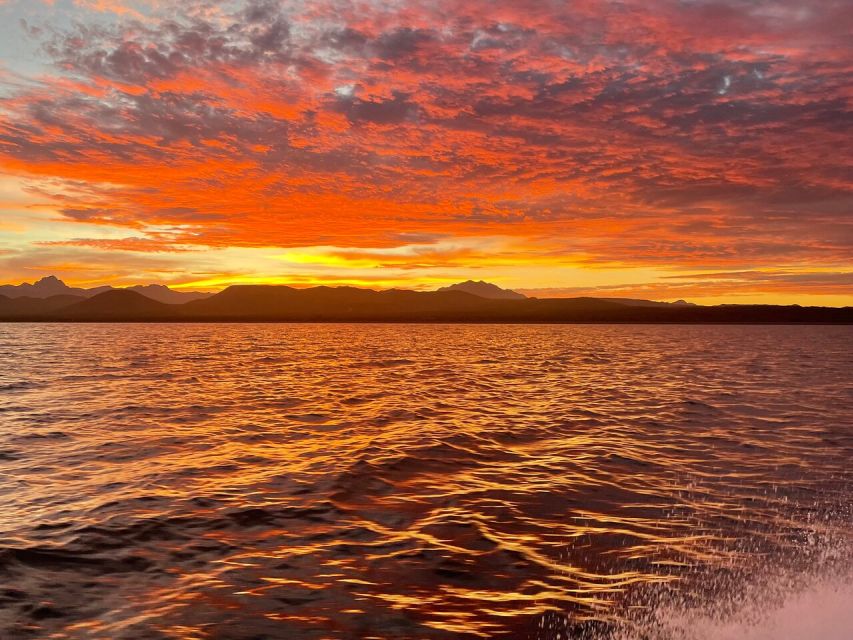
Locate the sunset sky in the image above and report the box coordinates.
[0,0,850,304]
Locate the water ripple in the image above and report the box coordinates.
[0,323,850,639]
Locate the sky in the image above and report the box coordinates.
[0,0,850,304]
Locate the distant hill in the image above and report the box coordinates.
[437,280,526,300]
[53,290,174,320]
[126,284,211,304]
[0,294,86,317]
[0,284,849,323]
[0,276,210,304]
[598,297,697,308]
[182,285,522,320]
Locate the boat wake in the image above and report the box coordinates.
[608,536,853,640]
[632,578,853,640]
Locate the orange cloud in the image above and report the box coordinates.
[0,0,850,302]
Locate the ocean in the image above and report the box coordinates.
[1,323,851,639]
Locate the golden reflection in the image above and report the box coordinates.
[1,324,850,639]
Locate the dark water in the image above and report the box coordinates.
[0,324,851,639]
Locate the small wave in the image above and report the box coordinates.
[341,391,391,405]
[677,399,723,413]
[360,358,415,368]
[0,546,152,573]
[286,412,330,423]
[60,373,127,382]
[15,430,69,441]
[0,381,36,391]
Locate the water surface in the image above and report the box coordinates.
[0,324,851,639]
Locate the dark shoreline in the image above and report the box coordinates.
[2,285,851,324]
[2,319,851,325]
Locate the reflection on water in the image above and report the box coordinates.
[0,323,850,639]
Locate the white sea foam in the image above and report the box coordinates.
[639,579,853,640]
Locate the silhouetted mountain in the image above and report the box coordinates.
[0,276,210,304]
[0,294,86,317]
[0,284,848,323]
[599,298,673,307]
[437,280,526,300]
[0,276,110,299]
[52,290,173,320]
[126,284,211,304]
[599,297,699,308]
[182,285,516,320]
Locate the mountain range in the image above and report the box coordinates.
[0,277,849,323]
[0,276,211,304]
